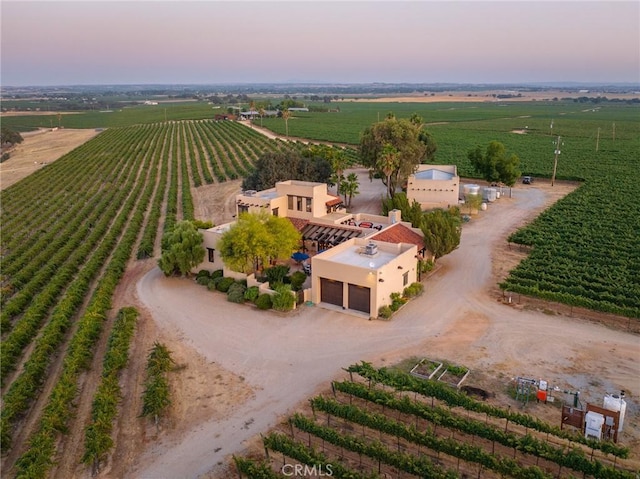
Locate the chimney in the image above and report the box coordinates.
[389,209,401,224]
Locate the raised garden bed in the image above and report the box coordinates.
[410,358,470,388]
[437,364,470,389]
[409,358,443,380]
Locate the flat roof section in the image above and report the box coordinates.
[414,169,455,180]
[327,243,399,269]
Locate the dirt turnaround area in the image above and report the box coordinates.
[3,124,638,479]
[129,173,639,478]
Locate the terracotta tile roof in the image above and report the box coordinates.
[370,223,425,250]
[286,217,310,231]
[325,196,343,207]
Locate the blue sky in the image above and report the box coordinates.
[1,1,639,86]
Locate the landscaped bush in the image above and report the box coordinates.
[227,282,246,303]
[255,293,272,310]
[211,269,224,279]
[196,275,211,286]
[271,284,295,312]
[265,265,290,286]
[196,269,211,279]
[290,271,307,291]
[244,286,260,303]
[390,292,407,312]
[216,277,235,293]
[378,305,393,319]
[403,282,424,298]
[206,279,219,291]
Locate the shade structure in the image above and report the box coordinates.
[291,252,310,262]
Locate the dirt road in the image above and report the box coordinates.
[131,179,639,478]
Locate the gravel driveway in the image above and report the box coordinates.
[131,183,640,478]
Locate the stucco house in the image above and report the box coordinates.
[406,165,460,210]
[194,180,428,318]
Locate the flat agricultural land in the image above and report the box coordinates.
[1,99,638,479]
[0,128,100,190]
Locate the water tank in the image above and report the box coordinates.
[463,184,480,198]
[480,203,487,211]
[584,411,604,440]
[483,187,497,202]
[603,394,627,431]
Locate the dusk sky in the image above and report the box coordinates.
[1,1,639,86]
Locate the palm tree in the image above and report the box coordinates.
[340,172,360,207]
[281,109,291,137]
[377,143,400,198]
[331,150,348,195]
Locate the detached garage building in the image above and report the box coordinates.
[311,238,418,318]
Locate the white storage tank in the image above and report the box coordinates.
[603,394,627,432]
[480,202,488,211]
[483,187,497,202]
[584,411,605,440]
[463,184,480,198]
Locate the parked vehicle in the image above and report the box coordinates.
[522,176,533,184]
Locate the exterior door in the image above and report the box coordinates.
[348,284,371,314]
[320,278,343,307]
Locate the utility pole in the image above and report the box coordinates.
[551,135,561,187]
[596,127,600,152]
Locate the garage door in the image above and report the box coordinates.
[348,284,371,314]
[320,278,343,307]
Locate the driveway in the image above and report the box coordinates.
[132,185,639,478]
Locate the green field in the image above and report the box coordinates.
[0,101,217,130]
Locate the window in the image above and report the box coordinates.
[207,248,215,263]
[238,204,249,214]
[272,207,279,217]
[288,195,294,210]
[297,197,303,211]
[403,271,409,286]
[306,197,312,213]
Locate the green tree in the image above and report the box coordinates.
[242,150,332,191]
[158,220,205,276]
[359,117,426,197]
[468,141,521,191]
[0,127,24,146]
[421,207,462,259]
[377,143,400,198]
[281,109,291,137]
[340,172,360,207]
[381,192,423,228]
[218,213,301,274]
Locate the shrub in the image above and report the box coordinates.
[196,269,211,279]
[290,271,307,291]
[390,292,407,312]
[419,259,434,274]
[378,305,393,319]
[216,277,235,293]
[244,286,260,302]
[403,282,424,298]
[265,265,290,285]
[272,284,295,312]
[196,275,211,286]
[206,279,219,291]
[211,269,224,279]
[255,293,272,310]
[227,283,246,303]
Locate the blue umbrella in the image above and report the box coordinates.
[291,252,309,262]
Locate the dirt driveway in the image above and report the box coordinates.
[131,177,640,478]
